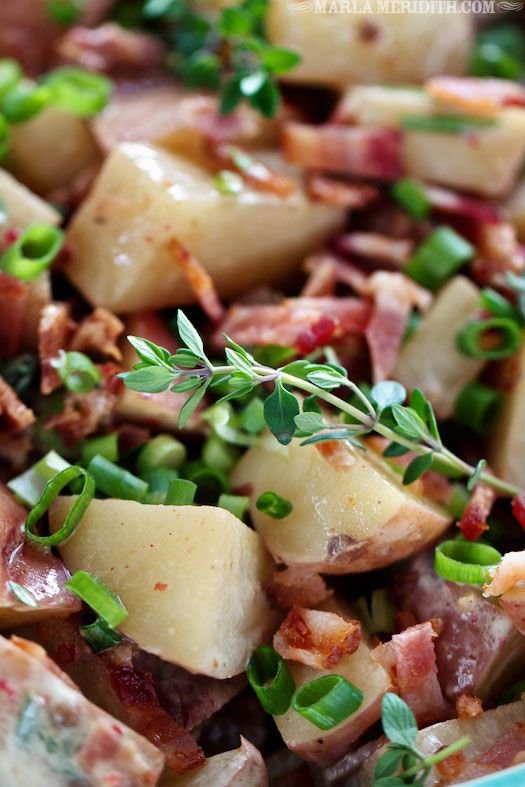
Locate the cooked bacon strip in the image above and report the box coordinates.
[0,272,27,359]
[456,694,483,720]
[0,430,32,471]
[167,238,224,322]
[302,253,369,298]
[283,122,404,181]
[422,184,501,225]
[265,566,332,609]
[214,297,371,353]
[337,232,414,268]
[484,552,525,636]
[426,76,525,116]
[211,144,294,197]
[458,481,496,541]
[363,271,432,382]
[306,174,379,209]
[58,23,165,74]
[273,606,361,669]
[471,221,525,287]
[372,622,449,725]
[70,306,124,361]
[0,376,35,430]
[38,302,76,395]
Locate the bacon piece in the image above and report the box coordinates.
[512,494,525,530]
[211,144,294,197]
[265,566,332,610]
[363,271,432,382]
[70,306,124,361]
[422,184,501,225]
[456,694,483,720]
[426,76,525,116]
[167,239,224,322]
[302,253,369,298]
[274,606,361,670]
[372,622,449,725]
[306,174,379,210]
[214,297,371,351]
[449,723,525,782]
[458,481,496,541]
[283,122,404,181]
[38,302,76,394]
[337,233,413,268]
[0,272,27,359]
[0,376,35,430]
[471,221,525,287]
[58,23,164,74]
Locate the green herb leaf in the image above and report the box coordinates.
[383,442,410,458]
[402,452,433,485]
[128,335,170,366]
[119,366,174,393]
[177,310,206,360]
[170,377,202,392]
[371,381,406,411]
[391,405,429,440]
[381,693,418,749]
[374,748,406,779]
[467,458,487,491]
[262,46,301,74]
[306,368,347,390]
[264,379,299,445]
[169,349,201,368]
[294,412,326,435]
[178,380,210,428]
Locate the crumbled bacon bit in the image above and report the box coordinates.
[0,272,28,359]
[167,238,224,322]
[471,222,525,287]
[58,22,165,74]
[458,481,496,541]
[0,376,35,430]
[273,606,361,670]
[512,494,525,530]
[38,302,76,394]
[295,314,337,354]
[435,751,468,781]
[301,253,369,298]
[426,76,525,116]
[456,694,483,720]
[265,566,332,609]
[154,583,168,592]
[337,233,413,268]
[70,307,124,362]
[306,174,379,209]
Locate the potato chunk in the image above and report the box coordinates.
[50,498,277,678]
[231,435,450,573]
[394,277,484,419]
[163,738,267,786]
[64,143,344,313]
[0,169,60,229]
[266,2,472,90]
[490,340,525,487]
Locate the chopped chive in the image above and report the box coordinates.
[0,59,22,98]
[136,434,187,476]
[24,465,95,546]
[454,381,502,435]
[87,455,148,502]
[292,675,364,730]
[434,540,502,585]
[45,0,83,25]
[391,178,430,220]
[480,288,522,323]
[1,82,52,122]
[7,581,39,608]
[218,493,250,520]
[256,491,293,519]
[401,114,497,134]
[81,432,119,466]
[447,483,470,519]
[43,67,112,117]
[8,449,71,507]
[183,461,229,499]
[202,435,240,474]
[214,170,244,195]
[165,478,197,505]
[143,467,180,504]
[53,350,101,393]
[0,222,64,282]
[79,616,124,653]
[247,646,295,715]
[456,317,522,360]
[0,115,9,160]
[66,571,127,628]
[404,226,474,291]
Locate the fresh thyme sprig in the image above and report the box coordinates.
[140,0,300,117]
[119,310,520,498]
[374,694,470,787]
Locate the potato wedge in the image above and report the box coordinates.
[273,599,391,768]
[394,277,484,419]
[7,106,100,195]
[64,143,344,313]
[50,497,278,678]
[162,737,268,786]
[0,635,164,787]
[231,435,450,573]
[266,2,472,90]
[0,168,60,228]
[507,178,525,243]
[489,340,525,488]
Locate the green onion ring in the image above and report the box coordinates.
[25,466,95,546]
[434,540,502,586]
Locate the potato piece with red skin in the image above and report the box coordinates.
[162,738,268,786]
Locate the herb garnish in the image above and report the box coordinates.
[119,311,520,498]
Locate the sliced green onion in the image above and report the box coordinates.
[202,435,240,474]
[87,455,148,502]
[81,432,119,466]
[404,226,474,291]
[448,483,470,519]
[143,467,180,504]
[80,616,124,653]
[0,222,64,282]
[0,115,9,160]
[434,540,502,585]
[7,581,39,608]
[1,82,51,122]
[401,114,497,135]
[43,67,112,117]
[247,645,295,715]
[165,478,197,506]
[136,434,187,475]
[183,461,229,500]
[25,465,95,546]
[456,318,522,360]
[65,571,127,628]
[53,350,101,393]
[218,493,250,520]
[8,449,71,507]
[256,491,293,519]
[214,170,244,195]
[45,0,83,25]
[454,381,502,435]
[0,59,22,98]
[391,178,430,220]
[471,42,522,80]
[480,288,522,323]
[292,675,364,730]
